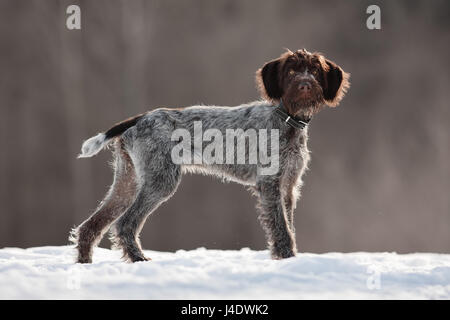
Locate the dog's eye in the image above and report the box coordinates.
[312,69,319,76]
[289,70,295,76]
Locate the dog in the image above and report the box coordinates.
[70,49,349,263]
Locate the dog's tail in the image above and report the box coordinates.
[78,113,146,158]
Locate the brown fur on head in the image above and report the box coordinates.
[256,49,350,117]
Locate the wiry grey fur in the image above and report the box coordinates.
[70,49,349,263]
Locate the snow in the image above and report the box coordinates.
[0,246,449,299]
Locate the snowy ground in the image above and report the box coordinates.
[0,246,449,299]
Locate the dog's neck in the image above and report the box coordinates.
[274,99,311,130]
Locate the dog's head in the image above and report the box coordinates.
[256,49,350,117]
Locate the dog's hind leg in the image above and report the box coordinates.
[70,140,137,263]
[110,155,181,262]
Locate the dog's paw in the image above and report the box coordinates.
[76,248,93,264]
[127,254,152,263]
[272,254,296,260]
[271,248,296,260]
[76,256,93,264]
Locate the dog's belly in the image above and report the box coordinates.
[181,164,258,186]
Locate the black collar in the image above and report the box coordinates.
[274,100,311,130]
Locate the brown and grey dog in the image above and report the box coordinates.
[70,49,349,263]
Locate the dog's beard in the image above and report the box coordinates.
[283,83,325,118]
[284,96,324,118]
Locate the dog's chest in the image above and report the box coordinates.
[280,128,310,183]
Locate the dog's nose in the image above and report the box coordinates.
[299,82,311,93]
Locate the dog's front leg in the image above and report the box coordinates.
[255,178,297,259]
[283,192,296,235]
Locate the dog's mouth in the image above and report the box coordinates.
[284,84,324,117]
[296,91,323,103]
[297,91,315,101]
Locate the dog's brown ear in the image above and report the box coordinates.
[322,59,350,107]
[256,59,283,101]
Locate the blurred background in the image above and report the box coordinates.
[0,0,449,253]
